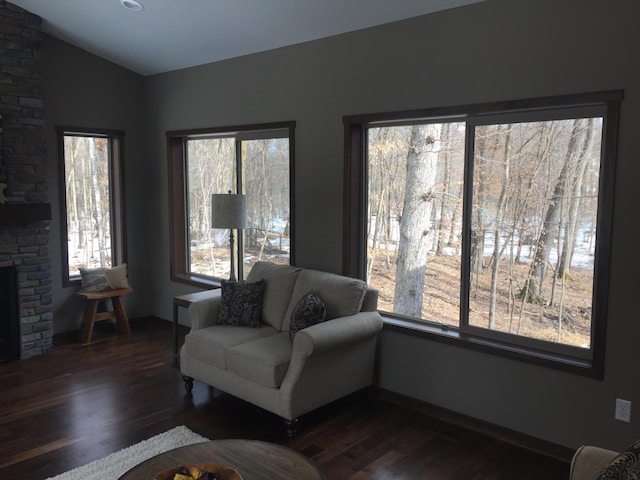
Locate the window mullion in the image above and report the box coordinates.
[235,137,244,280]
[108,138,117,265]
[459,122,475,332]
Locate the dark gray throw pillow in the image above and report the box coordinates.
[289,290,326,341]
[597,439,640,479]
[216,279,266,328]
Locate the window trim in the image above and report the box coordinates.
[343,90,622,378]
[57,126,127,287]
[167,121,296,288]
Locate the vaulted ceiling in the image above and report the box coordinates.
[9,0,483,76]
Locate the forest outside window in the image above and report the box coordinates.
[343,91,621,376]
[167,122,294,287]
[58,127,126,285]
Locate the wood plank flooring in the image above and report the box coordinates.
[0,317,571,479]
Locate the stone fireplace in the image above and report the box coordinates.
[0,1,53,359]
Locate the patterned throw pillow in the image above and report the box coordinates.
[79,264,129,292]
[79,267,110,292]
[289,291,326,341]
[597,439,640,479]
[216,279,266,328]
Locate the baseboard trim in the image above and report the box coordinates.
[374,387,574,463]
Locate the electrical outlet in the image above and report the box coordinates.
[615,398,632,423]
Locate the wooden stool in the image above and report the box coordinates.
[77,288,133,344]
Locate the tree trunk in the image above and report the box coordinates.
[88,139,107,267]
[521,120,581,303]
[393,124,440,318]
[488,125,512,329]
[557,118,595,278]
[436,123,452,255]
[471,126,489,274]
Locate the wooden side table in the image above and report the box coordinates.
[118,439,324,480]
[172,289,219,363]
[78,288,133,344]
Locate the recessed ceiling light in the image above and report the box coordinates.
[121,0,144,12]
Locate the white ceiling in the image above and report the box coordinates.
[9,0,483,76]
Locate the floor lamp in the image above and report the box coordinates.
[211,192,247,281]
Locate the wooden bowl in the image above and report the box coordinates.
[154,462,242,480]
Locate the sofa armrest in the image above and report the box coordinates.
[279,310,383,398]
[188,290,222,331]
[569,446,618,480]
[293,311,384,357]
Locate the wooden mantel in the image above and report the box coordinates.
[0,203,51,224]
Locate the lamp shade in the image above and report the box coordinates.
[211,193,247,229]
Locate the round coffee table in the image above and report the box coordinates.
[117,439,325,480]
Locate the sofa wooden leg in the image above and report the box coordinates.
[183,375,194,395]
[285,418,298,437]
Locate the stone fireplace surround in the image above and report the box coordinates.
[0,1,53,359]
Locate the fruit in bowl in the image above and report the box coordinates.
[154,462,242,480]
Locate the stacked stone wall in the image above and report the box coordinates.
[0,1,51,359]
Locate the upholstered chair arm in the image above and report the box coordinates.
[293,311,383,357]
[277,311,383,419]
[569,446,618,480]
[188,291,222,331]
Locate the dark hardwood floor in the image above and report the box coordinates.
[0,318,570,479]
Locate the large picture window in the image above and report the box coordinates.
[344,91,621,375]
[57,127,126,285]
[168,122,295,287]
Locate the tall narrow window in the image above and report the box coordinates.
[168,122,294,287]
[57,127,126,285]
[344,91,621,375]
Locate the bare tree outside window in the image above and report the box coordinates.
[346,91,620,374]
[186,137,235,278]
[59,129,125,283]
[469,118,602,347]
[367,122,465,327]
[366,116,603,349]
[242,138,291,273]
[184,131,291,281]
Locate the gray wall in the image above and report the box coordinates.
[43,36,147,332]
[43,0,639,452]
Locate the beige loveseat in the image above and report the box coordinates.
[180,261,383,435]
[570,446,618,479]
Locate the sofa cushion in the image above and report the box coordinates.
[597,439,640,479]
[217,279,265,327]
[247,261,302,331]
[283,268,367,332]
[289,290,326,341]
[226,332,292,388]
[183,325,278,369]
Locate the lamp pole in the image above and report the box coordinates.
[229,228,237,282]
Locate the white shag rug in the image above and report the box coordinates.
[45,426,209,480]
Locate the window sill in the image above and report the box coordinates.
[381,315,601,378]
[171,273,223,289]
